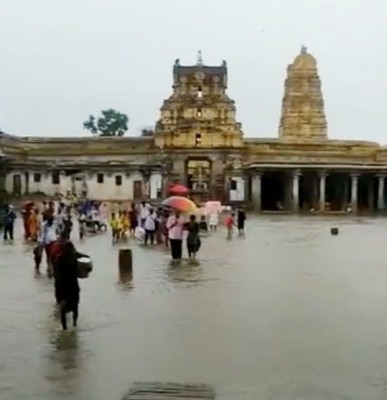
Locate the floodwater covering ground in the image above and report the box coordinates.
[1,216,387,399]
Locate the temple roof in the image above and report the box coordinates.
[173,51,227,77]
[291,45,317,69]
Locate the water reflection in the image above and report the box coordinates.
[165,260,203,284]
[43,331,84,397]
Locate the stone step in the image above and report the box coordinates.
[123,382,215,399]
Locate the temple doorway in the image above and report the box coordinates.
[186,159,211,204]
[13,174,21,196]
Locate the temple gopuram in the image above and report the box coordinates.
[1,47,387,213]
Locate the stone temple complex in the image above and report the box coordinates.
[1,47,387,213]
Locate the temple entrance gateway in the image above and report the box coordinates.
[186,159,211,203]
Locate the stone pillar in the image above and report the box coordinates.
[377,174,385,212]
[292,170,300,212]
[351,173,359,214]
[210,167,217,200]
[251,173,262,212]
[319,172,326,212]
[162,171,169,199]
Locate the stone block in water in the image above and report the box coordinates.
[123,382,215,399]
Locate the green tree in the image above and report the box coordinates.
[83,109,129,137]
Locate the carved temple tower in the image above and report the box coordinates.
[154,51,243,148]
[278,46,327,141]
[154,52,244,203]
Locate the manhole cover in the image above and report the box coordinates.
[123,382,215,399]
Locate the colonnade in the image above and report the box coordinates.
[250,170,387,213]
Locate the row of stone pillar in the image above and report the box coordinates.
[251,171,386,213]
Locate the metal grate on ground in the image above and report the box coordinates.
[122,382,215,399]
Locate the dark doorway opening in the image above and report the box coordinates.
[261,172,287,211]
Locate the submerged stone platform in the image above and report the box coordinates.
[123,382,215,399]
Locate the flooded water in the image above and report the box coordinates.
[2,216,387,399]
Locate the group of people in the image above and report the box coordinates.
[1,197,247,329]
[109,201,247,262]
[1,200,83,331]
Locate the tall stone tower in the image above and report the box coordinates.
[278,46,327,141]
[154,52,243,148]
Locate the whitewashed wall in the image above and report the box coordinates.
[149,172,162,199]
[5,169,163,201]
[229,177,245,202]
[5,171,72,196]
[87,171,143,200]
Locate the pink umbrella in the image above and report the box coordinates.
[169,184,189,195]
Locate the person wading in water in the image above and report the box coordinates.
[40,216,57,277]
[166,209,184,262]
[186,214,201,261]
[54,240,81,330]
[237,208,246,236]
[3,205,16,242]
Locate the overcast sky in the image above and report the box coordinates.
[1,0,387,142]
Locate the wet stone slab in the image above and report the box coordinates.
[123,382,215,399]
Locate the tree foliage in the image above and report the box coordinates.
[83,109,129,137]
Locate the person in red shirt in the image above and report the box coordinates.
[225,212,236,240]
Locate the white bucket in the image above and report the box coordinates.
[77,256,93,278]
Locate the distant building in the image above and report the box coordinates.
[1,48,387,213]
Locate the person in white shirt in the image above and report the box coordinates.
[139,201,150,227]
[39,216,58,277]
[166,210,185,261]
[144,208,156,245]
[208,210,219,231]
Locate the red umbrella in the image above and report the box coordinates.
[169,184,189,195]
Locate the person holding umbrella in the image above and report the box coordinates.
[162,196,198,262]
[166,209,184,262]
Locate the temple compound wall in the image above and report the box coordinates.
[2,48,387,214]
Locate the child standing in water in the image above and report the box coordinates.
[225,212,236,239]
[110,212,119,242]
